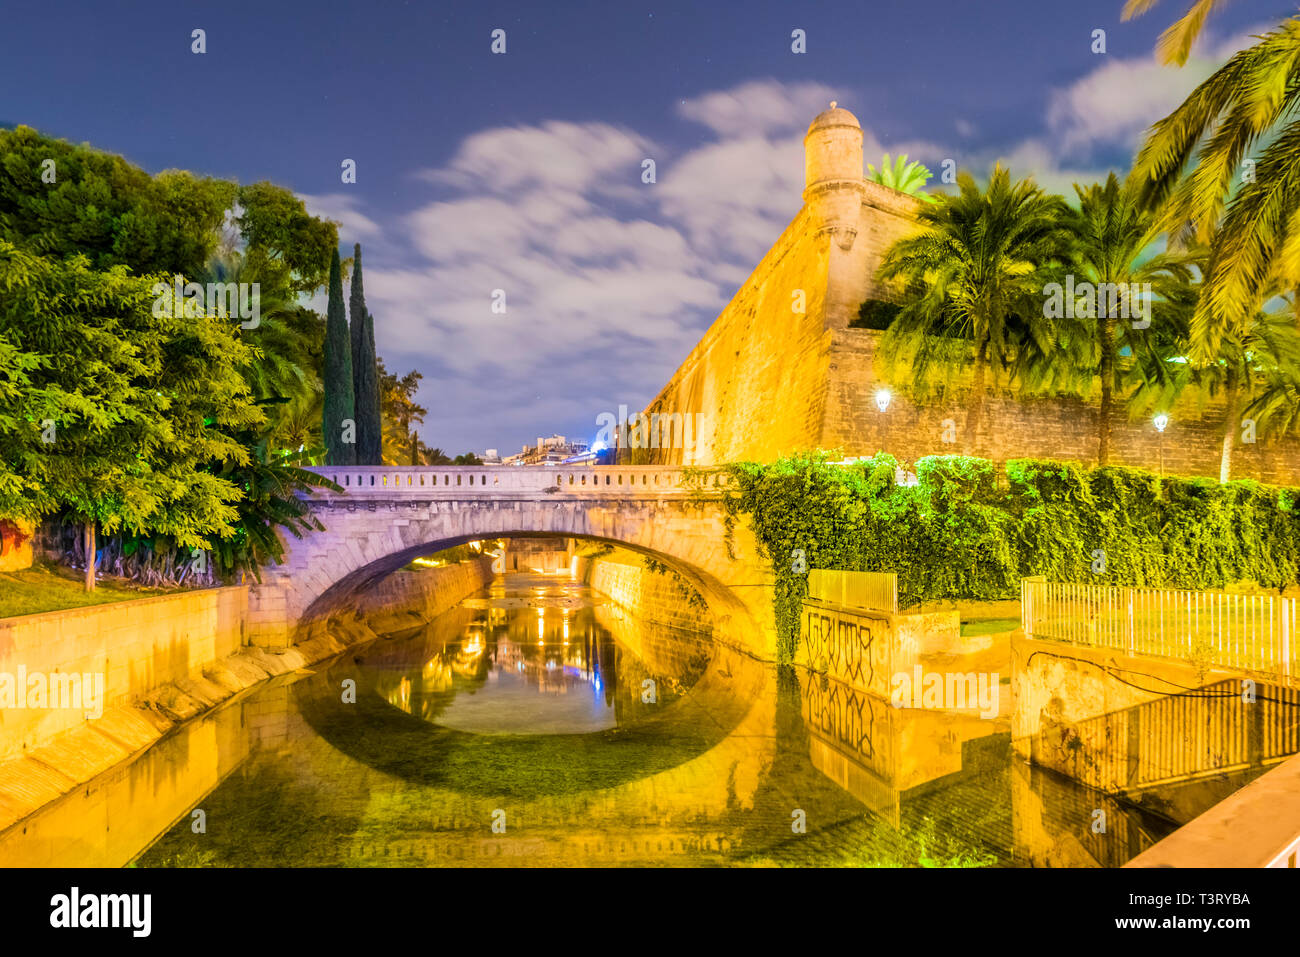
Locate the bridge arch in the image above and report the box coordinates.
[248,466,777,659]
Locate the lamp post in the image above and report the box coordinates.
[875,388,892,458]
[1153,413,1169,476]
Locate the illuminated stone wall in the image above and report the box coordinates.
[588,550,712,637]
[636,104,1300,485]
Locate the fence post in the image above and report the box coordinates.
[1127,588,1135,656]
[1283,597,1292,682]
[1021,578,1029,637]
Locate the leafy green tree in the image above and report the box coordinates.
[349,243,382,464]
[235,181,338,295]
[0,240,262,588]
[1130,19,1300,361]
[378,359,427,465]
[1047,174,1197,464]
[322,247,355,466]
[867,153,934,201]
[200,250,326,454]
[206,426,339,579]
[877,165,1071,452]
[453,453,484,465]
[1129,272,1300,482]
[0,126,235,277]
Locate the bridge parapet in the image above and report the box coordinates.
[305,465,733,500]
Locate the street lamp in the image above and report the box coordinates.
[875,388,892,458]
[1153,413,1169,476]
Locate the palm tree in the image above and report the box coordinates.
[201,251,323,452]
[1121,0,1234,66]
[877,165,1071,453]
[867,154,935,201]
[1128,259,1300,481]
[1049,174,1197,464]
[1130,19,1300,363]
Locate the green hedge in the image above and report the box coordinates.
[715,453,1300,661]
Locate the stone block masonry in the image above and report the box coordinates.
[587,549,713,638]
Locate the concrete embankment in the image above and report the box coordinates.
[0,558,493,836]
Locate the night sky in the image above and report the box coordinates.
[0,1,1280,455]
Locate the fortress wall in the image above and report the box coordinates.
[636,101,1299,485]
[636,207,836,465]
[825,329,1300,484]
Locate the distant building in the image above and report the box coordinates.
[481,448,502,464]
[510,434,590,466]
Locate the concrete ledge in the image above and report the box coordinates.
[0,559,495,837]
[1126,751,1300,868]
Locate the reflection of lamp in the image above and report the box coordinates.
[1153,413,1169,477]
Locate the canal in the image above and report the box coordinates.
[2,570,1186,867]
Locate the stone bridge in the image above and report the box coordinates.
[248,465,777,658]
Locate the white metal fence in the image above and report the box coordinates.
[1021,576,1298,680]
[807,569,898,614]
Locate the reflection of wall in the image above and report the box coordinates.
[801,674,1000,828]
[1010,756,1170,868]
[0,682,287,867]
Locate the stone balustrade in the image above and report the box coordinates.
[306,465,732,499]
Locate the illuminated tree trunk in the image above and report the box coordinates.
[83,521,96,592]
[1098,315,1116,466]
[965,340,988,454]
[1220,367,1241,484]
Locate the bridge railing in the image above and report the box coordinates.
[305,464,735,496]
[1021,576,1298,680]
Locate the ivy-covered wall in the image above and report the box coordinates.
[713,454,1300,660]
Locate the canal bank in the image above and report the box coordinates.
[0,558,494,837]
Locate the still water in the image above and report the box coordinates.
[2,573,1183,867]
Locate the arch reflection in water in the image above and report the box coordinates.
[6,570,1264,868]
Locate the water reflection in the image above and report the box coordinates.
[373,579,632,735]
[4,570,1287,868]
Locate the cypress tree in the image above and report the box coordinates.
[322,247,355,465]
[349,243,382,464]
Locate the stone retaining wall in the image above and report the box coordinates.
[587,553,712,637]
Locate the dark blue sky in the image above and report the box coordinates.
[0,1,1278,455]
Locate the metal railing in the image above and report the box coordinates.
[1022,576,1298,680]
[807,569,898,614]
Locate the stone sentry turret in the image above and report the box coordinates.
[803,100,866,251]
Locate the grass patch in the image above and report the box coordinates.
[959,617,1021,637]
[0,561,184,619]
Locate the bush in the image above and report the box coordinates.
[720,452,1300,660]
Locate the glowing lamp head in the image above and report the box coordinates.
[1153,413,1169,433]
[874,388,892,413]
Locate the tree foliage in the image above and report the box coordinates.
[877,165,1072,451]
[719,452,1300,660]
